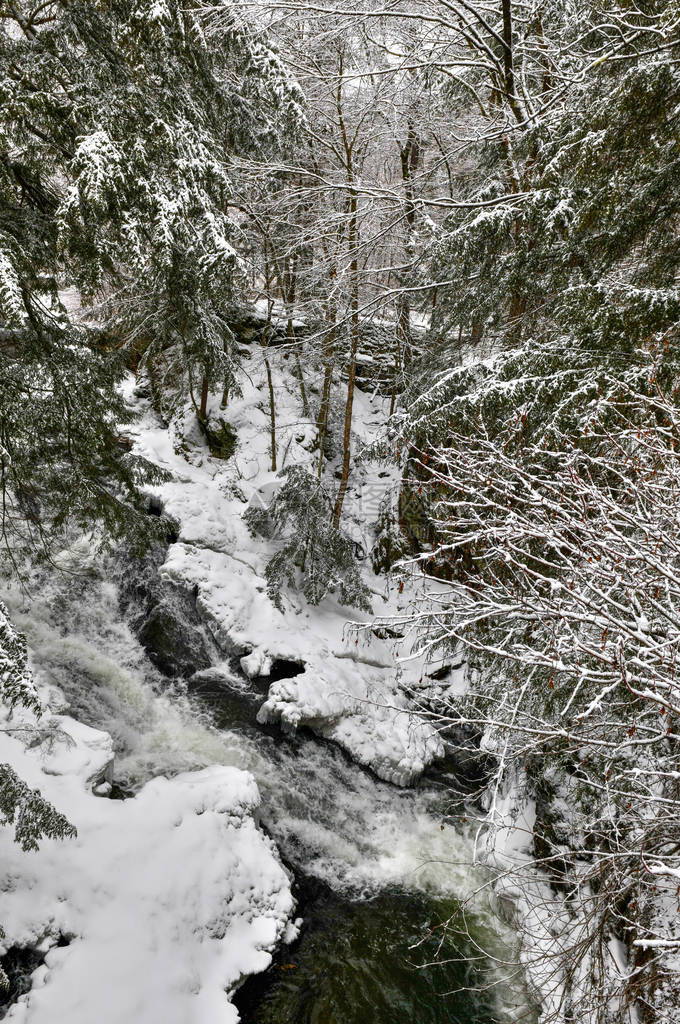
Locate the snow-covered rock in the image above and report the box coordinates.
[240,649,272,679]
[0,697,295,1024]
[257,658,443,786]
[124,364,445,785]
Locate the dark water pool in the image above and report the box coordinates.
[235,882,507,1024]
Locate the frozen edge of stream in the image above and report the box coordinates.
[0,621,297,1024]
[126,369,446,787]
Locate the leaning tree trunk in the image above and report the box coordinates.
[332,191,359,528]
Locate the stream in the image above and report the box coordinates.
[1,544,533,1024]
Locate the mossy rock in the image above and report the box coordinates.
[200,417,237,460]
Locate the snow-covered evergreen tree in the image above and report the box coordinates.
[0,0,303,553]
[244,465,371,611]
[378,6,680,1018]
[423,1,680,437]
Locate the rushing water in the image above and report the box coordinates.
[1,541,533,1024]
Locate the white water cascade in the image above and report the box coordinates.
[1,540,534,1023]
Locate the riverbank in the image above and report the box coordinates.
[0,354,534,1023]
[0,616,296,1024]
[0,543,531,1023]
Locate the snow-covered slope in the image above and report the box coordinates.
[0,688,296,1024]
[479,762,644,1024]
[126,355,444,785]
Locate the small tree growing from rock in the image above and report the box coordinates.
[245,466,371,612]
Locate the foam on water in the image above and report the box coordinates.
[1,544,476,891]
[0,542,530,1018]
[1,546,244,784]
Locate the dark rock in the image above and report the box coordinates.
[147,495,164,517]
[268,659,305,683]
[0,938,70,1019]
[117,542,218,679]
[137,599,212,678]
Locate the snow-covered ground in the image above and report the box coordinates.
[126,352,445,784]
[0,346,538,1024]
[0,619,296,1024]
[479,762,645,1024]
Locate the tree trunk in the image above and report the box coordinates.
[264,349,277,472]
[332,58,360,529]
[148,354,161,414]
[502,0,522,123]
[199,375,209,421]
[289,318,309,418]
[333,193,359,529]
[262,243,278,472]
[397,121,420,371]
[389,326,401,417]
[332,326,357,528]
[274,249,309,418]
[317,295,336,478]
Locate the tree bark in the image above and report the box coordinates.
[502,0,522,123]
[396,121,420,371]
[262,243,278,471]
[333,190,359,528]
[332,54,360,529]
[264,348,277,472]
[317,289,336,478]
[199,375,209,421]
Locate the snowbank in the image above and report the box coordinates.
[0,694,295,1024]
[125,361,445,785]
[479,764,641,1024]
[257,656,443,786]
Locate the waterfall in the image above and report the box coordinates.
[1,540,534,1023]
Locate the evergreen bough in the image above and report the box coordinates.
[244,466,371,612]
[0,602,76,989]
[0,0,302,556]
